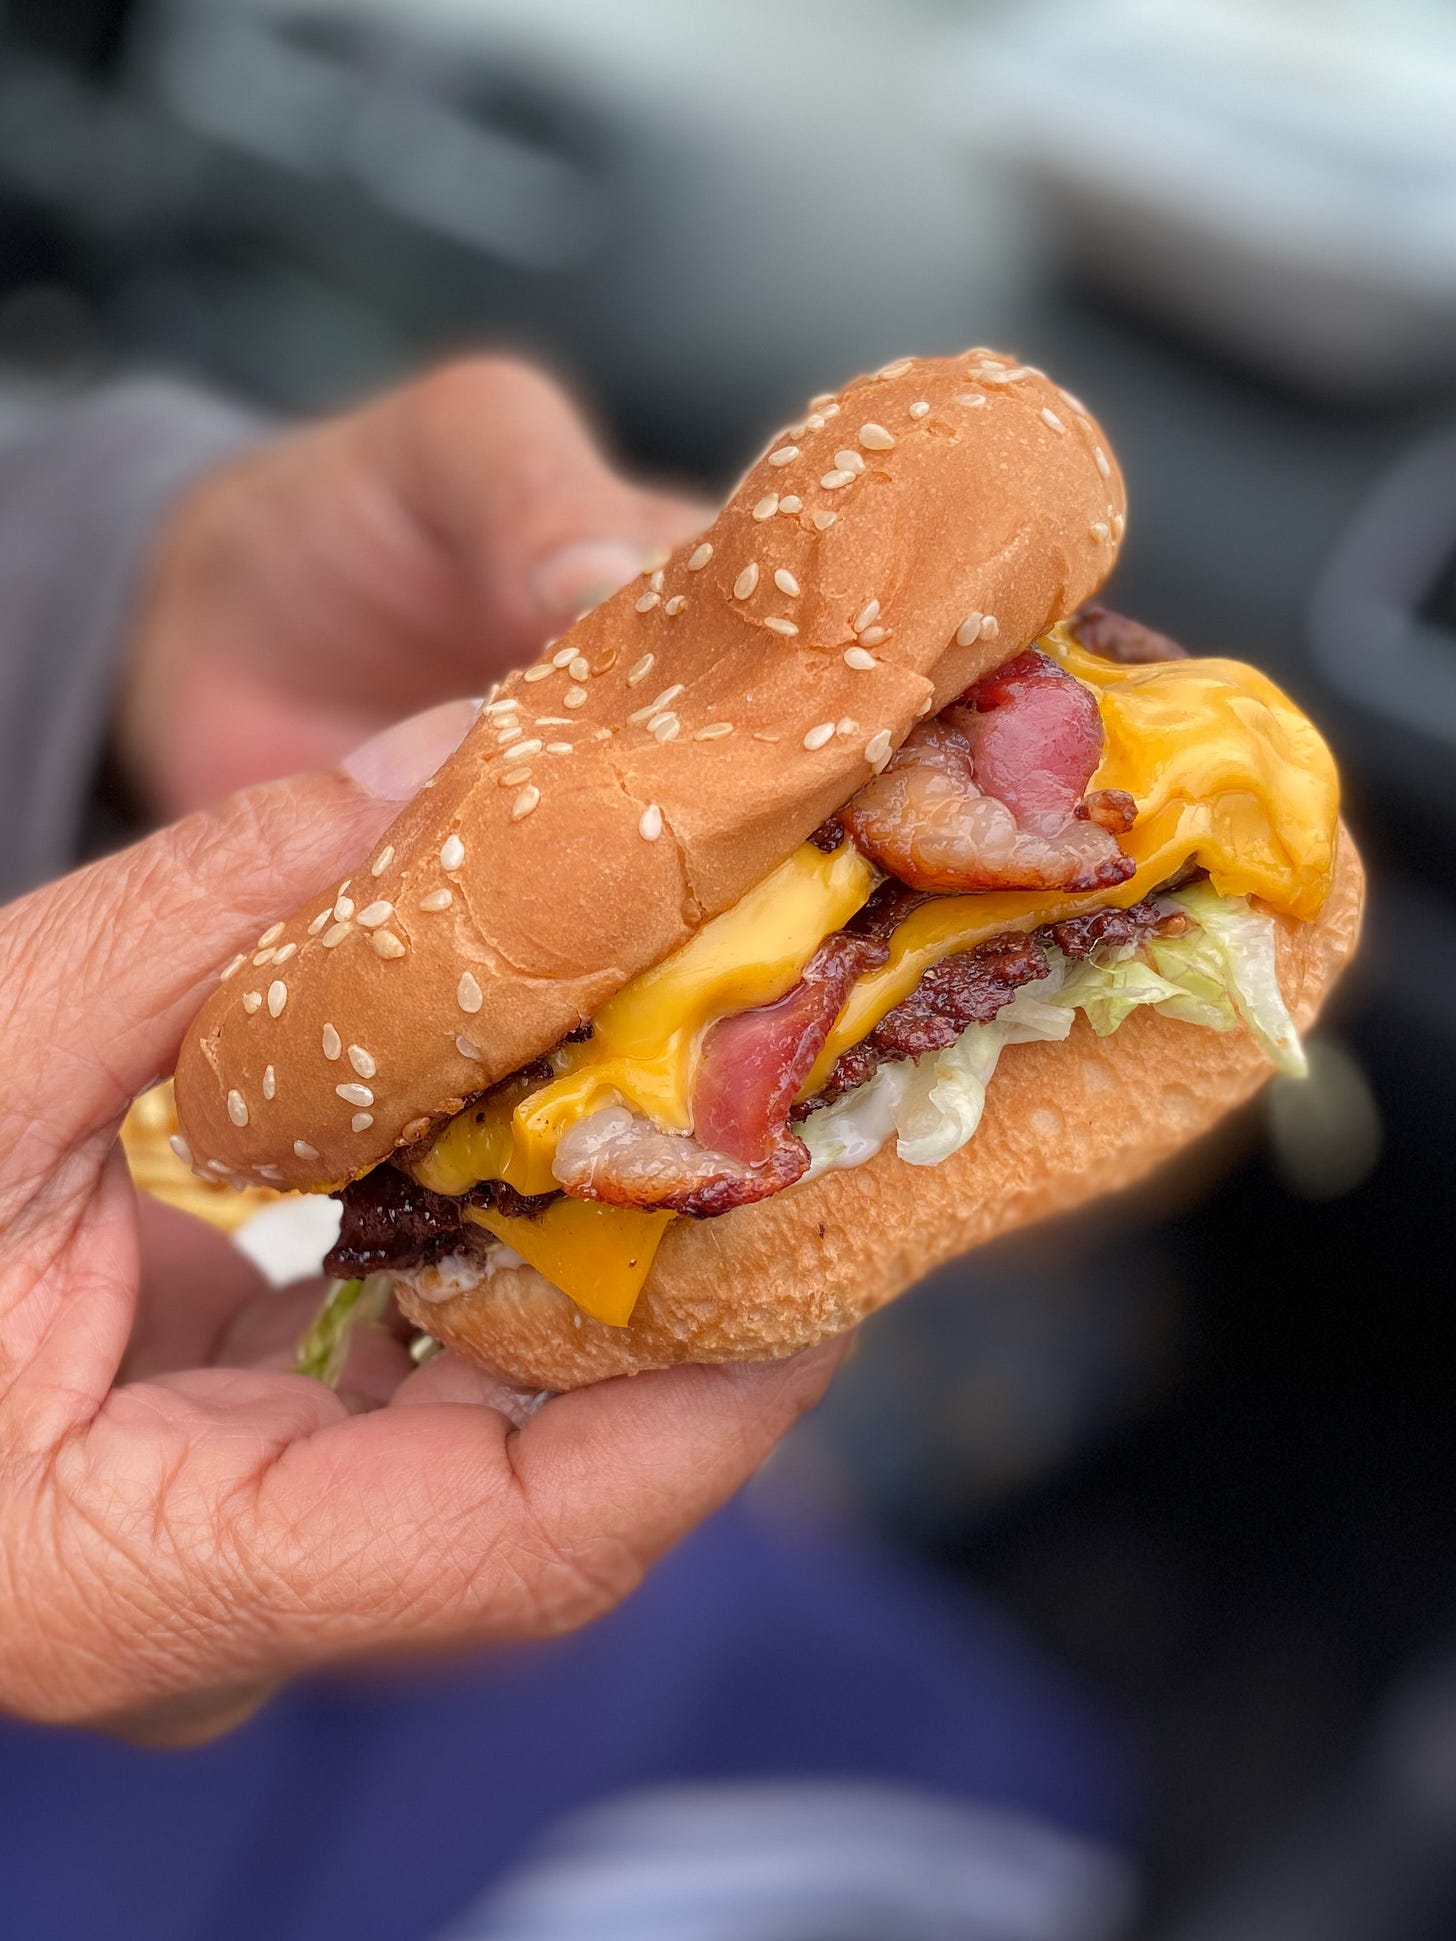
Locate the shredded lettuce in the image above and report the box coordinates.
[802,887,1304,1180]
[293,1273,393,1386]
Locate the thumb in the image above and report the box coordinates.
[0,699,478,1175]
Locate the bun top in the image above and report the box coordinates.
[175,349,1127,1191]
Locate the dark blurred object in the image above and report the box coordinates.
[2,0,138,76]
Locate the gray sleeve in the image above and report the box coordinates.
[0,380,266,902]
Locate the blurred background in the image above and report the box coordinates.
[3,0,1455,1935]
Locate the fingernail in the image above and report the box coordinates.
[341,698,481,802]
[530,540,647,619]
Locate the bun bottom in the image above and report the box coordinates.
[395,836,1363,1391]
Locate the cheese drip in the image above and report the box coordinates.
[414,634,1339,1325]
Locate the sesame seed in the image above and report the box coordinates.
[878,357,913,378]
[859,625,889,647]
[1093,445,1111,479]
[627,653,654,686]
[563,686,588,708]
[687,542,713,571]
[418,887,453,912]
[551,646,577,668]
[654,683,685,708]
[803,721,835,750]
[836,716,859,736]
[456,1034,481,1060]
[635,591,660,612]
[169,1133,192,1164]
[333,893,355,921]
[649,713,680,741]
[371,846,394,877]
[258,922,284,948]
[764,616,799,637]
[734,563,760,599]
[561,656,586,683]
[227,1090,248,1127]
[821,469,856,490]
[457,971,483,1013]
[495,724,522,744]
[865,729,893,766]
[859,422,894,450]
[1060,388,1088,415]
[322,1025,342,1060]
[342,1047,374,1081]
[252,949,275,968]
[524,663,554,682]
[512,785,541,820]
[1112,512,1125,539]
[822,402,842,418]
[546,741,574,755]
[916,693,935,717]
[440,833,465,871]
[294,1139,319,1162]
[261,1065,276,1102]
[205,1160,231,1177]
[834,449,865,474]
[810,392,836,409]
[507,738,542,760]
[954,393,986,409]
[1040,407,1066,433]
[908,401,930,419]
[649,568,665,593]
[777,496,801,517]
[664,594,687,616]
[752,494,780,521]
[812,509,837,530]
[768,445,799,466]
[308,910,331,936]
[336,1081,373,1108]
[1090,521,1110,544]
[753,731,782,743]
[804,413,826,431]
[955,612,983,647]
[243,991,262,1014]
[980,614,999,640]
[267,979,288,1018]
[639,803,663,841]
[485,693,521,711]
[321,921,351,948]
[500,765,532,787]
[854,598,880,632]
[695,721,734,740]
[356,900,393,929]
[844,646,877,671]
[351,1113,374,1134]
[774,568,800,597]
[272,942,297,965]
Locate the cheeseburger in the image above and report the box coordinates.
[174,350,1362,1390]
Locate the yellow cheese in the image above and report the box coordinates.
[413,839,876,1199]
[804,630,1339,1089]
[464,1200,674,1329]
[418,632,1339,1326]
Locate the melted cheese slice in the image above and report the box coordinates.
[416,632,1339,1324]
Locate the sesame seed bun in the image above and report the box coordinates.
[393,833,1363,1390]
[175,350,1127,1191]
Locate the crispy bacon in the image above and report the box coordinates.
[552,1105,808,1217]
[691,932,888,1164]
[839,649,1136,895]
[1069,605,1188,665]
[797,931,1050,1114]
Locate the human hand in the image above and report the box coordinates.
[0,709,843,1745]
[116,358,709,820]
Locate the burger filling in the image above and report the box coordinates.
[326,612,1339,1328]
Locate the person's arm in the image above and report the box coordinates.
[0,382,263,900]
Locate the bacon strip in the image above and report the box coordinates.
[691,932,888,1164]
[552,1106,808,1217]
[839,648,1136,896]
